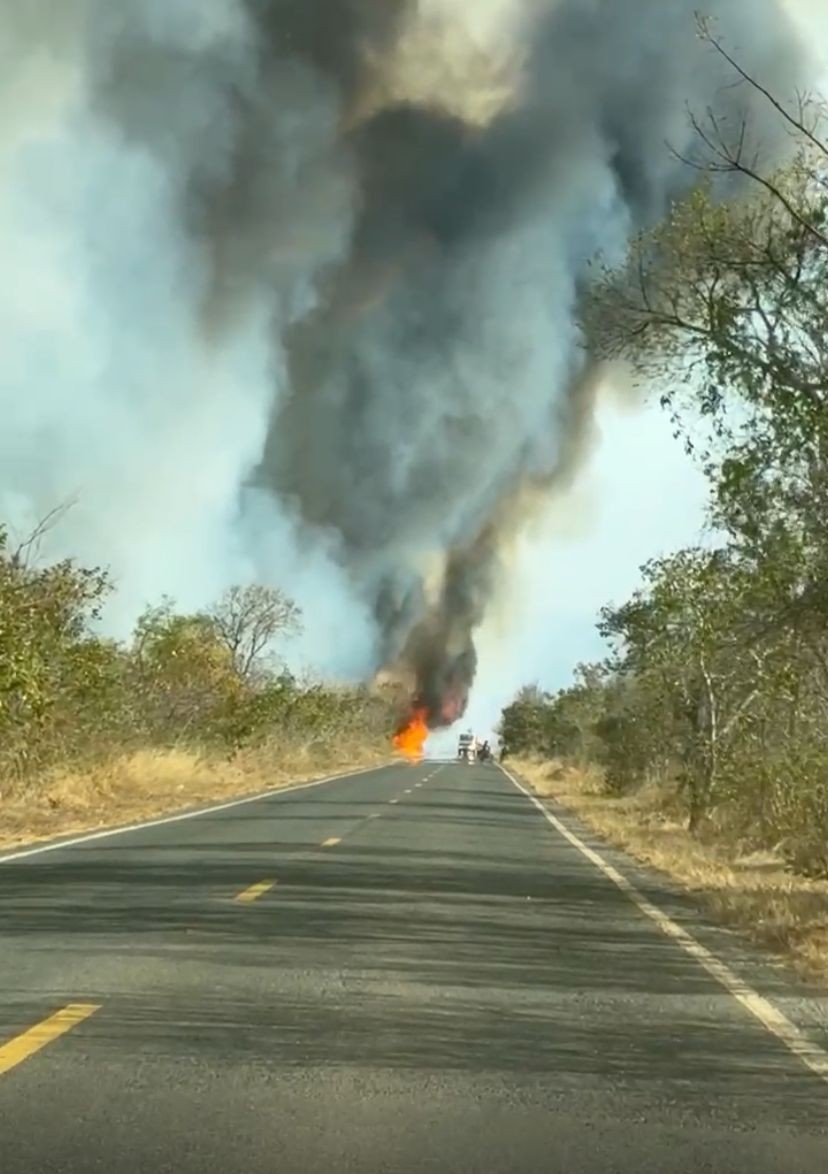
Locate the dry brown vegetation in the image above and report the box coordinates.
[515,757,828,985]
[0,741,390,853]
[0,521,398,852]
[497,62,828,987]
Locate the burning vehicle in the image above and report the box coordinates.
[393,708,429,763]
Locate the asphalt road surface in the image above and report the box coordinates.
[1,760,827,1173]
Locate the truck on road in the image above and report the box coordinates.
[457,731,477,763]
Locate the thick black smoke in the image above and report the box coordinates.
[2,1,812,724]
[249,0,806,725]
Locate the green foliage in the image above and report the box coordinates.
[510,64,828,874]
[499,684,553,758]
[0,525,113,775]
[0,525,395,789]
[499,671,608,765]
[503,526,828,868]
[131,599,242,744]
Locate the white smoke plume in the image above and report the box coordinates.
[0,1,817,719]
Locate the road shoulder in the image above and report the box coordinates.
[502,759,828,1080]
[0,759,398,863]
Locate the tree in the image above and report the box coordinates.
[206,584,302,682]
[498,683,552,758]
[0,525,113,777]
[131,599,241,743]
[3,500,80,571]
[498,670,610,764]
[600,548,771,825]
[0,511,401,799]
[583,27,828,577]
[497,38,828,870]
[576,27,828,848]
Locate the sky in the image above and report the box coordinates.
[1,0,825,755]
[444,0,828,745]
[430,385,712,749]
[786,0,828,60]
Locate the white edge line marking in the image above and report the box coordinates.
[0,763,399,865]
[500,764,828,1085]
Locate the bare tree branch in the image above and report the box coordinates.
[695,13,828,162]
[207,584,302,682]
[10,498,78,570]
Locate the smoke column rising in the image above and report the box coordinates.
[0,1,814,722]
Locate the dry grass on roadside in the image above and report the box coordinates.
[0,741,390,852]
[514,757,828,986]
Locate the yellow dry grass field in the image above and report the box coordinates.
[515,757,828,986]
[0,742,390,852]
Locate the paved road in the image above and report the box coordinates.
[1,760,827,1172]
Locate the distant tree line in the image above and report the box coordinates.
[0,519,397,790]
[501,29,828,877]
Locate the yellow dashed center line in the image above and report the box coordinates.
[321,836,341,848]
[0,1004,100,1078]
[235,879,276,904]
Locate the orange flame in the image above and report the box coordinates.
[393,708,428,763]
